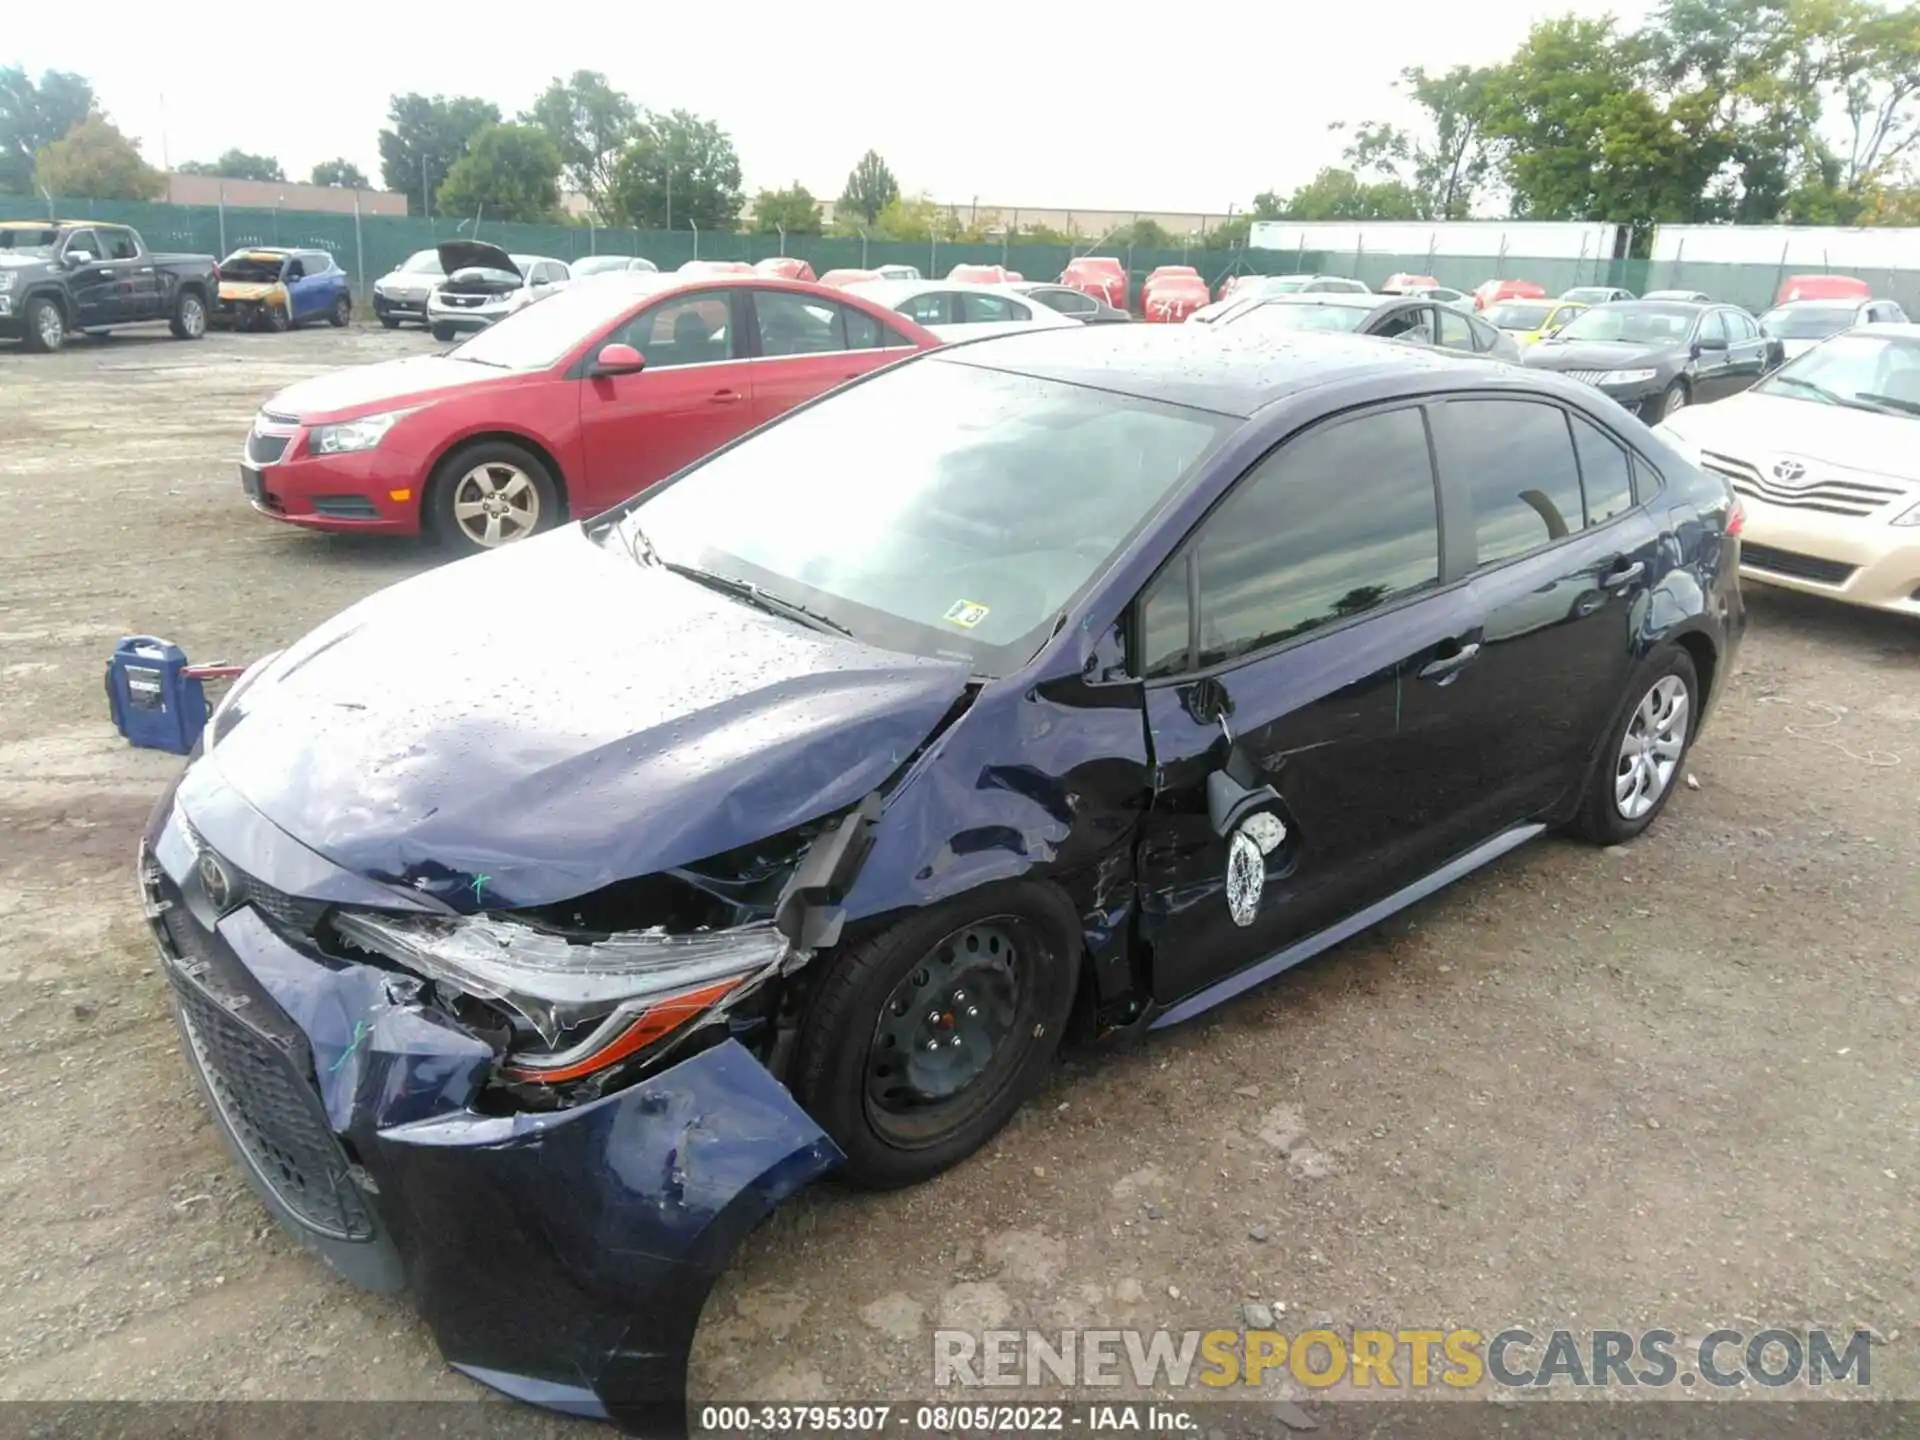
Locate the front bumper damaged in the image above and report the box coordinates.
[142,781,844,1434]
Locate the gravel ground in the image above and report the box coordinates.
[0,324,1914,1426]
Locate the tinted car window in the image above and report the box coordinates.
[899,291,956,326]
[1035,287,1095,314]
[1374,305,1434,342]
[1432,399,1585,567]
[105,229,139,261]
[842,303,884,350]
[63,229,102,259]
[960,293,1030,323]
[1140,407,1440,675]
[616,292,733,367]
[1570,414,1635,526]
[1697,311,1730,347]
[755,290,845,356]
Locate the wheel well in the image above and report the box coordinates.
[425,432,571,520]
[1671,629,1717,713]
[26,288,70,322]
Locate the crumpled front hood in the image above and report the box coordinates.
[207,526,971,909]
[1524,339,1675,370]
[266,354,506,421]
[221,281,285,301]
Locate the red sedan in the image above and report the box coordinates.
[1142,273,1209,323]
[1060,255,1128,308]
[240,276,938,551]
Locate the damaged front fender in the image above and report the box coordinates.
[154,891,841,1435]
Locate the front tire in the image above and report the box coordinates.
[791,881,1079,1189]
[265,304,290,333]
[330,294,352,327]
[23,296,67,352]
[425,440,560,552]
[378,314,400,330]
[430,323,455,342]
[1573,647,1699,845]
[1646,380,1688,423]
[169,291,207,340]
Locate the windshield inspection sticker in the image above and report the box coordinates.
[943,600,991,629]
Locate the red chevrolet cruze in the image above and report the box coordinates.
[240,275,939,551]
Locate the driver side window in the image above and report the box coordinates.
[613,292,734,368]
[1696,311,1729,347]
[62,229,101,262]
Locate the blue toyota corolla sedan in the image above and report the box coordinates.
[140,325,1744,1430]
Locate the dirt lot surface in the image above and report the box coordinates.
[1,324,1915,1426]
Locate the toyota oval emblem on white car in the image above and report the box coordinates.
[1771,458,1808,484]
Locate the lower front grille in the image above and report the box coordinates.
[161,908,374,1241]
[246,431,290,465]
[1740,541,1857,586]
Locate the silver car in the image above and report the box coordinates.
[371,248,445,329]
[425,241,570,341]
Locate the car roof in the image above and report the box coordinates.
[925,324,1485,419]
[847,278,1047,302]
[1254,292,1390,310]
[1767,296,1870,309]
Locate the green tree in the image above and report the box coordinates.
[868,194,941,240]
[1275,166,1424,220]
[751,182,823,233]
[310,158,369,188]
[837,149,899,225]
[1204,191,1285,249]
[1342,64,1501,218]
[34,113,164,200]
[1115,217,1175,248]
[520,70,637,218]
[606,109,743,230]
[435,124,562,223]
[1,68,95,195]
[1485,16,1731,232]
[177,149,284,182]
[378,93,501,216]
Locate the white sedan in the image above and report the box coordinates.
[842,279,1081,343]
[1655,323,1920,616]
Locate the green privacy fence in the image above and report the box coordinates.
[9,194,1919,313]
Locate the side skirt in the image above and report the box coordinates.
[1149,822,1547,1030]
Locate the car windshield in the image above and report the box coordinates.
[1561,288,1615,304]
[1488,301,1555,329]
[1556,304,1697,345]
[399,250,444,276]
[1759,305,1857,340]
[614,358,1233,673]
[447,281,662,369]
[0,227,60,257]
[1223,301,1372,333]
[221,252,286,282]
[1755,332,1920,418]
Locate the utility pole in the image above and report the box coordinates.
[666,167,674,234]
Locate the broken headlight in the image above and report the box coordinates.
[332,910,790,1083]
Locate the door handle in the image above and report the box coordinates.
[708,389,743,404]
[1604,560,1646,589]
[1417,640,1482,684]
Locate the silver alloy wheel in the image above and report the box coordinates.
[1661,383,1687,417]
[1614,674,1689,820]
[181,296,205,337]
[35,302,64,349]
[451,461,539,547]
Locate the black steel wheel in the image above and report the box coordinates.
[792,881,1078,1189]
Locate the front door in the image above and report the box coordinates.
[1407,396,1661,858]
[1720,309,1771,393]
[577,289,752,514]
[62,230,120,326]
[1690,310,1738,400]
[1134,403,1482,1014]
[745,288,896,427]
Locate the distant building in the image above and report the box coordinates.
[162,173,408,216]
[815,199,1234,237]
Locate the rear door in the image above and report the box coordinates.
[744,288,892,427]
[1407,396,1659,857]
[102,228,162,318]
[1134,403,1486,1013]
[576,288,751,513]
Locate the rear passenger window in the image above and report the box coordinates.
[841,304,884,350]
[1137,407,1440,676]
[1570,415,1635,525]
[1434,307,1477,351]
[107,230,139,261]
[960,293,1029,323]
[898,291,956,326]
[1431,399,1585,567]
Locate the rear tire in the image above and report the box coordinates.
[330,294,352,327]
[23,296,67,352]
[169,291,207,340]
[1572,646,1700,845]
[791,881,1079,1189]
[424,440,561,553]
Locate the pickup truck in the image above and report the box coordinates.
[0,220,220,352]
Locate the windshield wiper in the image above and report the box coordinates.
[449,353,508,368]
[1854,391,1920,417]
[1766,374,1847,405]
[658,560,854,638]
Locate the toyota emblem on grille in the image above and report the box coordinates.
[1772,458,1809,483]
[197,849,234,911]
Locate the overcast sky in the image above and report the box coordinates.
[8,0,1648,213]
